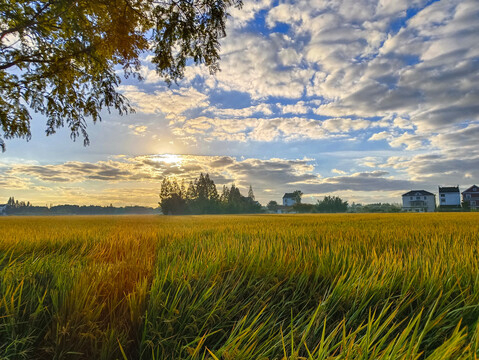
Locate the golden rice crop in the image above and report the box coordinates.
[0,213,478,359]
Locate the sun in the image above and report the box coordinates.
[158,154,182,165]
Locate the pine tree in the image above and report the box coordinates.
[159,177,187,215]
[248,185,255,200]
[220,185,230,203]
[186,181,197,201]
[159,178,171,203]
[205,174,219,201]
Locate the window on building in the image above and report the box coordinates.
[416,197,420,200]
[467,194,471,199]
[441,194,445,197]
[410,197,413,200]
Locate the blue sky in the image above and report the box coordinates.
[1,0,479,207]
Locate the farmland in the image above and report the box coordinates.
[1,214,479,359]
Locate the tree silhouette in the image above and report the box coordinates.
[159,175,262,215]
[292,190,303,204]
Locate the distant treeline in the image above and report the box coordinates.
[159,173,262,215]
[3,199,159,216]
[348,202,402,213]
[267,197,401,214]
[292,201,402,213]
[293,196,349,213]
[3,191,405,217]
[292,200,403,214]
[6,197,32,208]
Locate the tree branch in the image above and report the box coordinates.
[0,0,55,41]
[0,45,94,71]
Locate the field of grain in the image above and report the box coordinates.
[1,214,479,359]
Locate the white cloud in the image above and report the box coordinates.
[209,104,273,118]
[210,32,314,99]
[170,116,380,143]
[278,101,311,115]
[388,132,429,150]
[359,157,382,168]
[3,154,432,206]
[368,131,390,141]
[117,0,478,165]
[2,155,323,205]
[119,85,209,117]
[228,0,274,28]
[128,125,148,136]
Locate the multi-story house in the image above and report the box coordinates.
[438,186,461,208]
[282,193,298,206]
[462,185,479,210]
[402,190,436,212]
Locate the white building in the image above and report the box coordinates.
[438,186,461,207]
[402,190,436,212]
[0,204,7,216]
[282,193,298,206]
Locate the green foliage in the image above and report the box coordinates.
[3,201,158,215]
[0,0,241,151]
[220,183,261,214]
[267,200,278,211]
[159,173,261,215]
[5,197,31,209]
[292,190,303,204]
[247,185,255,200]
[292,202,314,213]
[159,177,188,215]
[349,202,402,213]
[315,195,348,213]
[151,0,240,83]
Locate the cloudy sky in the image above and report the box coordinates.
[1,0,479,207]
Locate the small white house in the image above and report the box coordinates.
[282,193,298,206]
[438,186,461,207]
[402,190,436,212]
[0,204,7,216]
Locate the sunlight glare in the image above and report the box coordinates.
[158,154,182,165]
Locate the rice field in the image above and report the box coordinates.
[1,213,479,360]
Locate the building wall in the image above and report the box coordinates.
[463,193,479,209]
[439,192,461,206]
[402,195,436,212]
[283,198,296,206]
[471,199,479,210]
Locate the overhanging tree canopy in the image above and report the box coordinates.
[0,0,241,151]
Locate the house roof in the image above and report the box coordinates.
[402,190,435,197]
[438,186,460,193]
[462,185,479,194]
[283,193,296,198]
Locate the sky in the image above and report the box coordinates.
[1,0,479,207]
